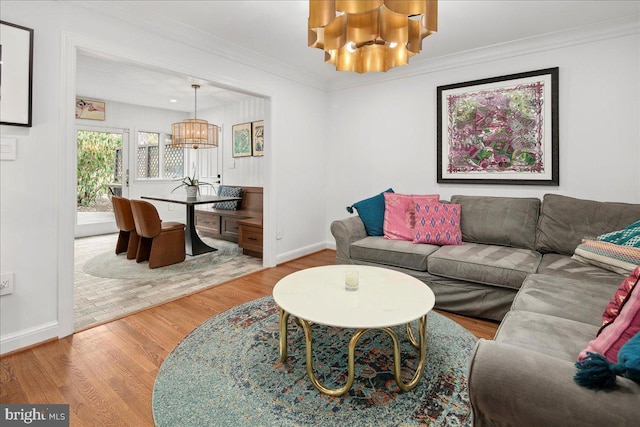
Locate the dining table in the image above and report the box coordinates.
[141,194,242,256]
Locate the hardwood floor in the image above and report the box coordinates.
[0,250,498,426]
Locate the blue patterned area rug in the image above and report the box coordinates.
[152,296,477,426]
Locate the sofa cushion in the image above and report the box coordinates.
[346,188,394,236]
[427,277,516,321]
[601,266,640,329]
[535,194,640,255]
[350,236,439,271]
[383,193,416,241]
[383,193,439,241]
[412,201,462,245]
[572,239,640,275]
[450,195,540,250]
[512,274,618,326]
[536,253,624,286]
[427,242,542,290]
[579,282,640,363]
[496,311,599,361]
[213,185,242,210]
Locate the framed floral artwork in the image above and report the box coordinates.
[437,68,559,185]
[252,120,264,156]
[232,122,252,157]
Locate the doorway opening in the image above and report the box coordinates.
[75,127,129,237]
[60,41,274,339]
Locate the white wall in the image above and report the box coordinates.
[202,97,265,187]
[0,1,328,353]
[325,31,640,236]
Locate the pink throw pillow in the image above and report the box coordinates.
[383,193,439,241]
[413,201,463,246]
[578,280,640,363]
[601,265,640,331]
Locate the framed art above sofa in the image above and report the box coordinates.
[437,67,559,185]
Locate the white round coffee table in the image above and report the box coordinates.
[272,265,435,396]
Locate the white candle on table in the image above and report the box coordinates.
[345,269,359,291]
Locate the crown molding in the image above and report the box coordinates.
[325,14,640,92]
[66,1,331,92]
[64,2,638,94]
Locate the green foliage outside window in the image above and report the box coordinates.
[77,131,122,207]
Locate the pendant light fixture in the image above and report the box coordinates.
[308,0,438,73]
[172,84,219,149]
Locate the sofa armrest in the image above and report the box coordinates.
[468,340,640,427]
[330,216,367,262]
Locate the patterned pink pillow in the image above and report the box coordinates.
[601,265,640,331]
[579,280,640,363]
[383,193,439,241]
[413,201,462,245]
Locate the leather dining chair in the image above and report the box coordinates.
[112,196,139,259]
[130,199,186,269]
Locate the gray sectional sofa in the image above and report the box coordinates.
[331,193,640,425]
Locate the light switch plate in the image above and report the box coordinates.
[1,273,14,295]
[0,138,17,160]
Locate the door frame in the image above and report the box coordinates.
[58,33,275,339]
[74,125,130,237]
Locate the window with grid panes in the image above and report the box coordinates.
[164,134,184,178]
[137,131,159,178]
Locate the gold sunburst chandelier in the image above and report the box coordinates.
[172,84,219,149]
[308,0,438,73]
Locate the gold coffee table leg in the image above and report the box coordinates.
[299,318,368,396]
[278,309,290,362]
[298,315,428,396]
[406,315,428,348]
[390,315,427,392]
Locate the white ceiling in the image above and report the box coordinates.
[75,1,640,112]
[76,51,258,113]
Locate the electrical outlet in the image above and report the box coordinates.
[0,273,14,296]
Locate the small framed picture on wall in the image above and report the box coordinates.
[232,123,252,157]
[252,120,264,156]
[75,98,106,121]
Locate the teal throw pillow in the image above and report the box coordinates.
[598,220,640,247]
[213,186,242,210]
[574,330,640,390]
[346,188,394,236]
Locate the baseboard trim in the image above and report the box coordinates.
[276,242,330,265]
[0,321,59,355]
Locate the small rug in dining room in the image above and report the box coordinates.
[152,296,478,427]
[83,237,243,279]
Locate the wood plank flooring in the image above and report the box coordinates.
[0,250,498,426]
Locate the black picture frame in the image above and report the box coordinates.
[251,120,264,156]
[437,68,559,185]
[0,20,34,127]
